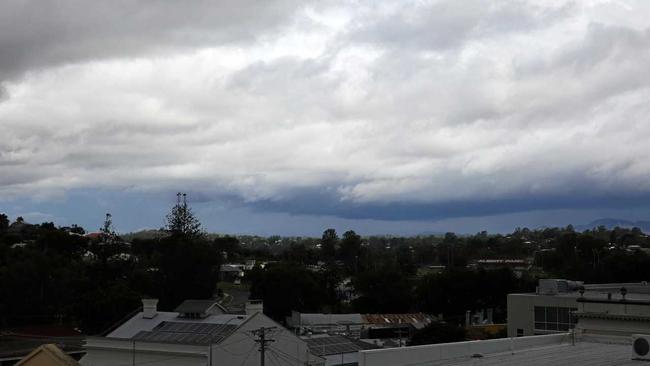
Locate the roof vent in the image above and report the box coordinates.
[142,298,158,319]
[632,334,650,360]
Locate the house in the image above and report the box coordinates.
[81,299,324,366]
[219,264,245,282]
[15,344,80,366]
[287,312,436,341]
[0,325,84,365]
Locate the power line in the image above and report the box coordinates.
[268,348,300,366]
[238,344,258,366]
[250,326,276,366]
[268,345,305,365]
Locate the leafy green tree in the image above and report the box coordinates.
[248,263,327,321]
[0,214,8,232]
[321,228,338,260]
[352,264,413,313]
[408,322,466,346]
[339,230,362,273]
[152,236,220,309]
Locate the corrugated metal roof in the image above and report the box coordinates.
[362,313,434,325]
[304,335,379,356]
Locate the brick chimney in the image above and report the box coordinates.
[245,300,263,315]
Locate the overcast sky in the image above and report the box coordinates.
[1,0,650,236]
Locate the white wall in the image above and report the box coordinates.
[81,339,206,366]
[210,313,320,366]
[323,352,358,366]
[358,333,570,366]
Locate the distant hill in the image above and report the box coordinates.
[577,218,650,233]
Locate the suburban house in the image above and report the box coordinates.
[287,311,436,341]
[81,299,324,366]
[15,344,80,366]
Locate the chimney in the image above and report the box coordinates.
[142,298,158,319]
[245,300,263,315]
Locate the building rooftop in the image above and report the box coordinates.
[358,333,649,366]
[107,311,247,339]
[174,299,224,315]
[131,321,238,346]
[362,313,434,328]
[303,335,379,357]
[298,313,364,325]
[420,340,636,366]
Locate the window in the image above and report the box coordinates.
[517,328,524,337]
[534,306,577,332]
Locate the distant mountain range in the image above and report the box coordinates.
[576,218,650,233]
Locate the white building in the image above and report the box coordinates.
[302,334,380,366]
[357,333,644,366]
[507,279,650,337]
[81,299,324,366]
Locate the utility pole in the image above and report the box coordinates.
[251,326,276,366]
[397,319,402,347]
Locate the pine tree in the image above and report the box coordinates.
[166,192,203,239]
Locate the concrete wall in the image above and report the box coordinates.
[358,333,570,366]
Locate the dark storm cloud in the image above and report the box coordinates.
[1,0,650,226]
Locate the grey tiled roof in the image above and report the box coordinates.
[174,300,217,314]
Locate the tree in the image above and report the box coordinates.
[352,264,413,313]
[166,192,202,238]
[339,230,362,273]
[321,228,338,260]
[408,322,466,346]
[0,214,9,232]
[248,263,327,321]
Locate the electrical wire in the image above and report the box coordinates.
[237,343,258,366]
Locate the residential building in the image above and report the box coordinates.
[81,299,324,366]
[15,344,80,366]
[0,326,84,366]
[287,311,435,341]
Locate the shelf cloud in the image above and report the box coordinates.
[2,0,650,232]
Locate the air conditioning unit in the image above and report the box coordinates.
[632,334,650,360]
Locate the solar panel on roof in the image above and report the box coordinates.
[130,322,238,345]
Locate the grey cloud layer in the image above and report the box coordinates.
[0,0,304,81]
[1,0,650,219]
